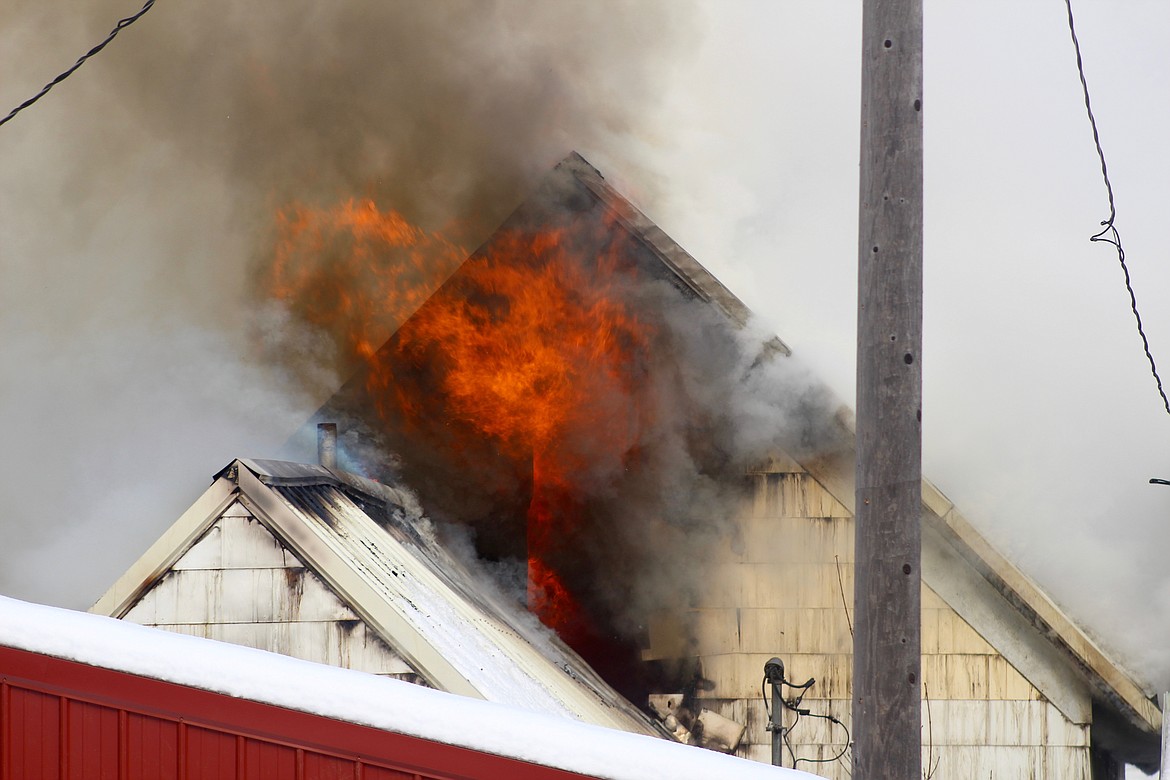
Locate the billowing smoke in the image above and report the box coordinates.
[282,173,849,698]
[0,0,695,607]
[1,0,845,691]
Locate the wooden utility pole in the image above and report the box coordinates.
[853,0,923,777]
[1161,692,1168,777]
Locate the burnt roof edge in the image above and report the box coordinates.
[558,152,791,356]
[219,458,415,515]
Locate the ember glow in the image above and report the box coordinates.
[261,164,843,705]
[266,198,466,373]
[269,201,657,639]
[391,224,655,634]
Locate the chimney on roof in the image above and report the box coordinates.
[317,423,338,469]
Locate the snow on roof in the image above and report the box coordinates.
[92,458,661,736]
[0,596,813,780]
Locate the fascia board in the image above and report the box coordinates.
[89,476,238,618]
[932,503,1162,734]
[233,464,482,700]
[800,449,1158,732]
[920,520,1092,723]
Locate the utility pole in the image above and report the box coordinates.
[1161,692,1168,778]
[853,0,923,778]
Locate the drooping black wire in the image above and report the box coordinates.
[762,671,850,769]
[792,713,851,767]
[1063,0,1170,417]
[784,708,800,767]
[0,0,157,129]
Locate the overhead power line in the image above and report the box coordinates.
[0,0,157,129]
[1063,0,1170,418]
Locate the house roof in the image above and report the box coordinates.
[4,596,813,780]
[309,150,1162,762]
[554,151,1163,741]
[552,153,787,353]
[91,457,663,737]
[563,150,1151,720]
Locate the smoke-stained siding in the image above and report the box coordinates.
[122,501,420,682]
[94,459,663,736]
[687,460,1095,777]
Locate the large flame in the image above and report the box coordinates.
[267,198,657,639]
[266,198,465,371]
[391,224,655,632]
[391,228,651,462]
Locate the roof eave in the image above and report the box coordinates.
[231,461,485,699]
[802,446,1161,740]
[90,476,238,619]
[923,485,1162,737]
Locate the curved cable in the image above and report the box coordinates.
[1,0,157,129]
[1063,0,1170,417]
[762,667,851,769]
[792,713,852,767]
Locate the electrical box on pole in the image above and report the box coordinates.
[853,0,923,778]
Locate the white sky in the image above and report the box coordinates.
[630,0,1170,694]
[636,5,1169,775]
[1,1,1167,773]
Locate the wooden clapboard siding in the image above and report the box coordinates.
[734,516,855,564]
[704,563,856,609]
[159,621,415,675]
[688,606,854,655]
[924,700,1089,747]
[122,501,420,682]
[690,466,1094,777]
[749,473,852,522]
[926,744,1091,779]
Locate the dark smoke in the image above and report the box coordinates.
[297,175,848,699]
[88,0,699,304]
[0,0,695,608]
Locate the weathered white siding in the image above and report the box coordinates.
[688,465,1092,778]
[122,501,421,683]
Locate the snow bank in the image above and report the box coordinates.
[0,596,817,780]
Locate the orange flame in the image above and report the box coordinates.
[266,198,656,640]
[390,224,655,634]
[527,556,585,641]
[392,228,652,461]
[266,198,465,370]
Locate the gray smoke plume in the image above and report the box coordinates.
[286,185,849,682]
[0,0,695,608]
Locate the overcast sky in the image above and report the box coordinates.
[634,0,1170,698]
[1,2,1168,771]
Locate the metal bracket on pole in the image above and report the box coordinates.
[765,657,786,767]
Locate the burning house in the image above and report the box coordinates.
[93,153,1161,776]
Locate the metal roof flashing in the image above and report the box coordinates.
[221,458,418,521]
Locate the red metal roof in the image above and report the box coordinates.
[0,644,594,780]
